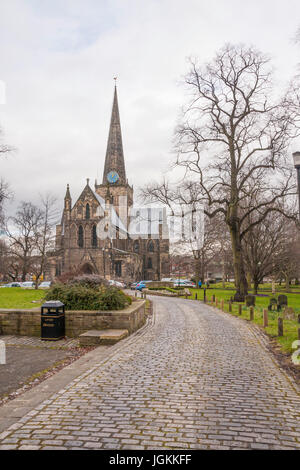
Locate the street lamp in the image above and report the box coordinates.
[292,151,300,220]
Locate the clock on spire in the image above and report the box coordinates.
[102,82,126,185]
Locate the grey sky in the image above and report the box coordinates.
[0,0,300,214]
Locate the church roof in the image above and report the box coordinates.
[102,85,126,185]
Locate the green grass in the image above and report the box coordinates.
[187,288,300,354]
[0,288,46,309]
[209,281,300,292]
[189,288,300,310]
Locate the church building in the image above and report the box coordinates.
[48,85,170,283]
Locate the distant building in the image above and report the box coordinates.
[48,85,170,282]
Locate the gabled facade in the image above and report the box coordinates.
[48,86,170,282]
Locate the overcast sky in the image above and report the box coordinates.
[0,0,300,214]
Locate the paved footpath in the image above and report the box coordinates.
[0,297,299,450]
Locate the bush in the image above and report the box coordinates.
[45,284,130,311]
[69,274,108,289]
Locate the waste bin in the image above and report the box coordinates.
[41,301,65,340]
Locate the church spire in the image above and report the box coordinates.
[64,184,71,212]
[102,83,126,185]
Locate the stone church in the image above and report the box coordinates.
[48,85,170,283]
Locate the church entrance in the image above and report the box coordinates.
[80,263,94,275]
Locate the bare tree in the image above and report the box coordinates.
[31,194,58,287]
[5,195,58,284]
[173,44,298,300]
[0,127,13,226]
[242,210,287,294]
[6,202,43,281]
[273,223,300,291]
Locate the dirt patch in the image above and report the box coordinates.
[266,336,300,388]
[0,345,95,407]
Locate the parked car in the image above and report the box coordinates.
[135,281,147,291]
[0,282,22,288]
[21,281,35,289]
[130,282,138,290]
[108,280,126,288]
[173,279,196,288]
[39,281,52,289]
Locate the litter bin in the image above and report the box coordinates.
[41,301,65,341]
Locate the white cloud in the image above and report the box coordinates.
[0,0,299,214]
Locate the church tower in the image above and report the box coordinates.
[49,82,170,282]
[95,84,133,226]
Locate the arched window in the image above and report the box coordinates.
[85,203,90,220]
[148,240,154,252]
[78,225,84,248]
[92,225,97,248]
[134,240,139,253]
[147,257,153,269]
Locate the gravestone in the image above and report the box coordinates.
[283,307,295,320]
[245,294,255,307]
[277,294,288,312]
[268,297,277,311]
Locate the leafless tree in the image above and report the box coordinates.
[173,44,298,300]
[273,222,300,291]
[242,210,288,294]
[30,194,58,287]
[0,127,14,226]
[6,202,42,281]
[5,195,58,284]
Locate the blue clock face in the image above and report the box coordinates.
[107,171,119,184]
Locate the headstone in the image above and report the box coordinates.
[277,294,288,311]
[245,294,255,307]
[268,297,277,311]
[283,307,295,320]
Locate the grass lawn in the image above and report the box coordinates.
[186,288,300,354]
[209,281,300,292]
[0,288,46,309]
[188,287,300,311]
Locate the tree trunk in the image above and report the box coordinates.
[247,272,252,291]
[194,257,200,288]
[200,251,205,283]
[222,252,225,288]
[285,274,290,292]
[230,226,248,301]
[253,279,259,295]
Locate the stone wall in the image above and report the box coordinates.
[0,300,146,338]
[147,281,174,288]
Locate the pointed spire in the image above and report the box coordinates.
[64,184,71,211]
[64,184,71,200]
[102,83,126,185]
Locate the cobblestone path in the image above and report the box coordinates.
[0,297,299,450]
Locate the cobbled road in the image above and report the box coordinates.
[0,296,299,450]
